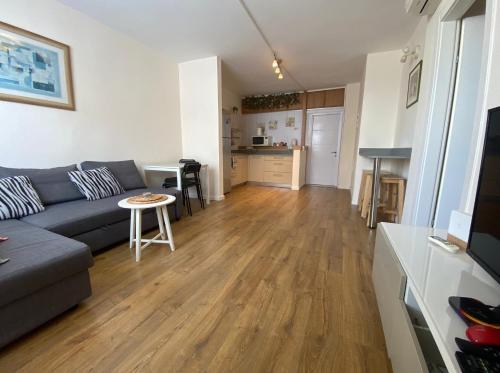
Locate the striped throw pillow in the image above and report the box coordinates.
[0,176,45,220]
[68,167,125,201]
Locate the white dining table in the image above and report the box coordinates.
[143,163,210,205]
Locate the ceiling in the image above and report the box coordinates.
[58,0,419,95]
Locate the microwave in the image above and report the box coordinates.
[252,136,272,146]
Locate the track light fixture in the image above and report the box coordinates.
[239,0,305,89]
[272,56,284,80]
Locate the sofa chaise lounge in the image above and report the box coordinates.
[0,160,182,348]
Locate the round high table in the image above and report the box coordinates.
[118,195,176,262]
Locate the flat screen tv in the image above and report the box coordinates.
[467,106,500,285]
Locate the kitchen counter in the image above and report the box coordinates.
[358,147,412,159]
[231,148,294,155]
[230,148,307,190]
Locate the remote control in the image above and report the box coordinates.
[456,351,500,373]
[428,235,460,253]
[456,338,500,361]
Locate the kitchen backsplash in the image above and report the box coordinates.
[241,110,303,146]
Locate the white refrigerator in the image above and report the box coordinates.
[222,113,232,194]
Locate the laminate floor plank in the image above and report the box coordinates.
[0,185,390,372]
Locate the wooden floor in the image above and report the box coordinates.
[0,185,390,372]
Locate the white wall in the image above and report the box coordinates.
[351,50,404,204]
[179,56,223,200]
[394,18,428,149]
[222,88,241,113]
[242,110,303,146]
[389,18,428,181]
[0,0,182,178]
[338,82,361,190]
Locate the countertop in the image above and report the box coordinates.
[359,147,412,159]
[231,148,294,155]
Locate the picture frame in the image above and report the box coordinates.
[268,120,278,130]
[406,60,422,109]
[0,21,75,110]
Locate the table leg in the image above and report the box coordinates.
[129,209,135,250]
[135,209,142,262]
[162,206,175,252]
[176,169,182,191]
[156,206,166,239]
[368,157,381,229]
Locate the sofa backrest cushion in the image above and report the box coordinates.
[0,165,83,205]
[68,167,125,201]
[0,176,45,220]
[80,160,146,190]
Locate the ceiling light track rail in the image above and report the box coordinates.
[238,0,305,90]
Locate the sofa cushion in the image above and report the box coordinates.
[68,167,125,201]
[81,160,146,190]
[20,187,179,238]
[0,165,83,205]
[0,176,45,220]
[0,219,93,308]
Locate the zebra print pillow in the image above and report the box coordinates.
[68,167,125,201]
[0,176,45,220]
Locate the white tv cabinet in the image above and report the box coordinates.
[373,223,500,373]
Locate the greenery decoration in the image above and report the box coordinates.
[242,92,300,110]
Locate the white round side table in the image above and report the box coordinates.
[118,194,176,262]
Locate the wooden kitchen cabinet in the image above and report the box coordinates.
[306,91,325,109]
[231,155,248,186]
[263,155,292,185]
[306,88,345,109]
[324,88,345,107]
[246,154,294,187]
[248,155,264,182]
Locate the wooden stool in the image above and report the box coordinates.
[379,176,406,223]
[358,170,391,219]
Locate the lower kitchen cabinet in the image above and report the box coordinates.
[231,155,248,186]
[248,155,264,182]
[263,171,292,184]
[234,153,294,188]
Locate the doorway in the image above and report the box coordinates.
[305,108,344,186]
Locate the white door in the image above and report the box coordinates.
[306,109,343,186]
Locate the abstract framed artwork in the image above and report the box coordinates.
[406,60,422,109]
[0,21,75,110]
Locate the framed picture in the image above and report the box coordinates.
[406,60,422,108]
[0,21,75,110]
[268,120,278,130]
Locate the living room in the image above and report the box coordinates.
[2,0,500,372]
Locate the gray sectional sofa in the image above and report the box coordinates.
[0,161,182,348]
